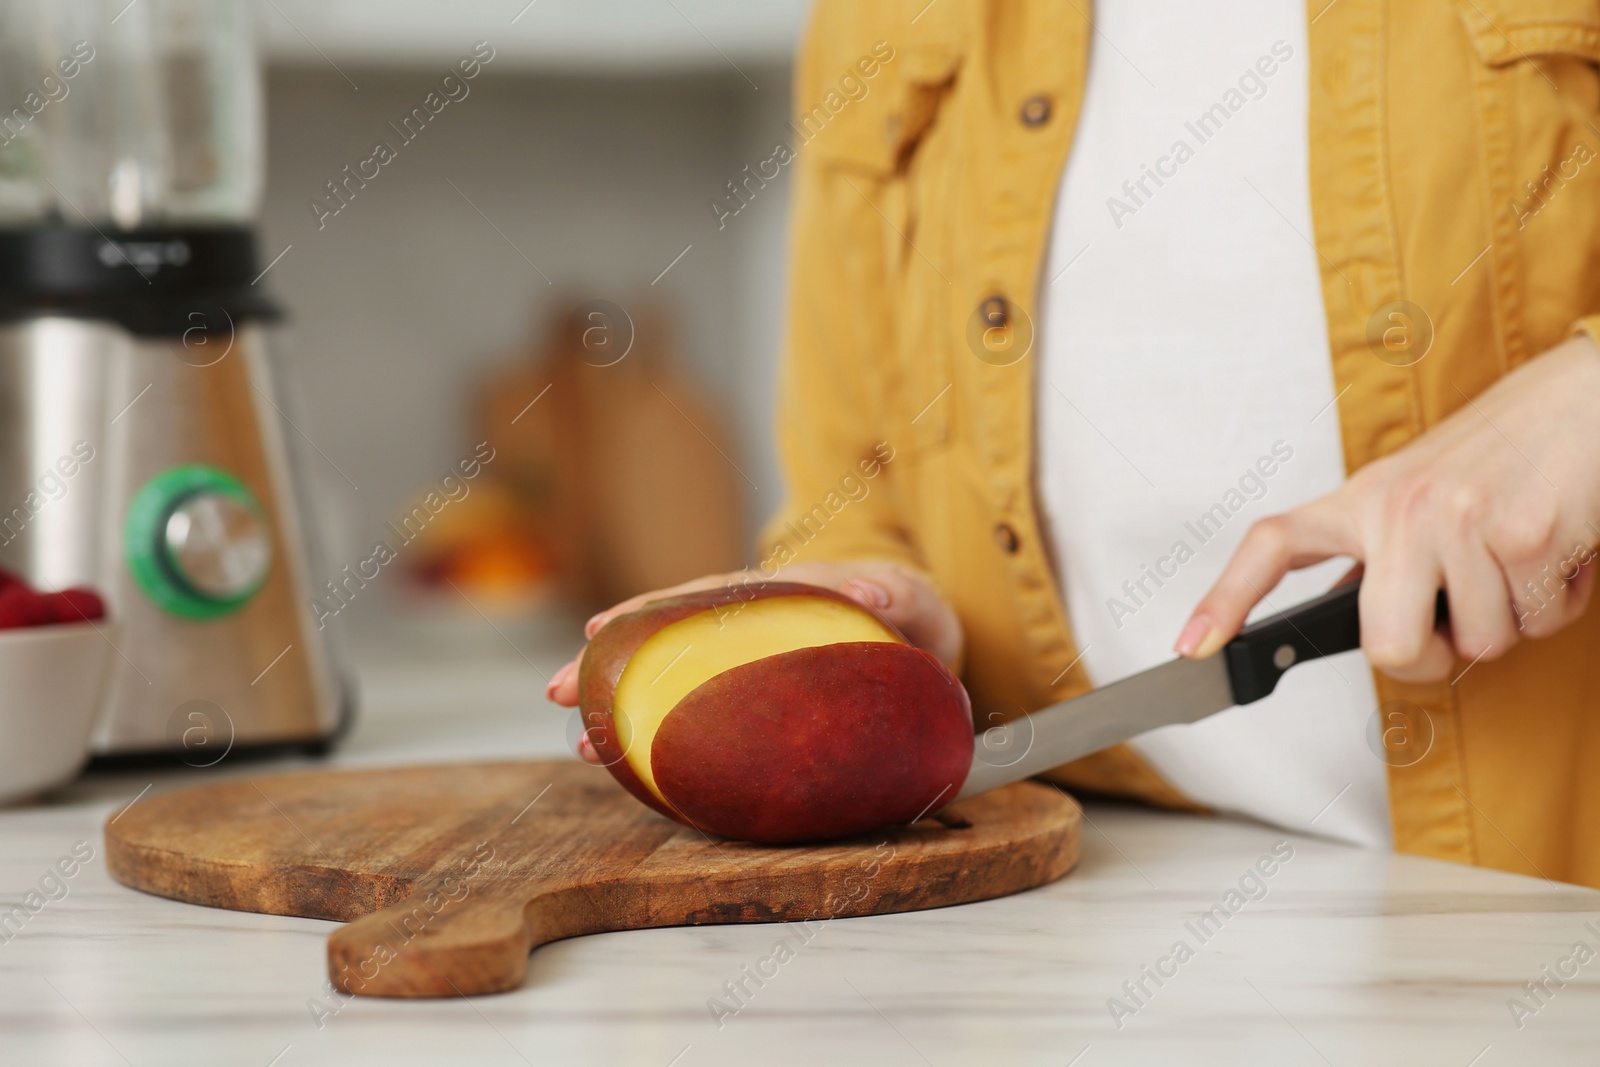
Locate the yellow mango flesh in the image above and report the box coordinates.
[613,595,902,800]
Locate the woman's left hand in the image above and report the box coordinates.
[1176,334,1600,683]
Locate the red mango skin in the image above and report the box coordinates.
[577,581,906,824]
[650,641,974,844]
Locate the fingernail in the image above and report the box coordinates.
[584,612,607,637]
[546,660,573,696]
[1174,615,1212,657]
[845,579,891,609]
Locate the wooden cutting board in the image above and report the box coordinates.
[104,760,1080,998]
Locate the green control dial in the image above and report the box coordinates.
[125,465,273,619]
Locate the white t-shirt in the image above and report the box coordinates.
[1036,0,1390,848]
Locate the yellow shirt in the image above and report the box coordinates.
[761,0,1600,886]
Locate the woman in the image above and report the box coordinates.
[552,0,1600,887]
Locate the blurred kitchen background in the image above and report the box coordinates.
[0,0,813,783]
[259,0,803,638]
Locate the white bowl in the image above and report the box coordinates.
[0,621,114,805]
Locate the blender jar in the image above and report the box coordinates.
[0,0,262,227]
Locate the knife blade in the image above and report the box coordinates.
[954,579,1444,801]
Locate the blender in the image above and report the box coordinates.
[0,0,350,763]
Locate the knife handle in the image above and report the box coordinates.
[1223,579,1450,705]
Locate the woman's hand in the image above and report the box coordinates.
[547,560,962,761]
[1177,334,1600,683]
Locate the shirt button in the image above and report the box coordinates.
[1020,94,1053,127]
[980,295,1009,329]
[994,523,1021,553]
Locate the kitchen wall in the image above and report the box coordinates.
[258,61,797,621]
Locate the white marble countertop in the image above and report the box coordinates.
[2,614,1598,1066]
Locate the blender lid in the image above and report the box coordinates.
[0,223,279,336]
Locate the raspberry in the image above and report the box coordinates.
[48,588,106,624]
[0,585,52,629]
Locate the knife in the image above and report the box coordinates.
[954,579,1447,801]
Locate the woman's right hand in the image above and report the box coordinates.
[545,560,963,764]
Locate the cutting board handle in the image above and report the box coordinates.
[330,893,535,997]
[328,878,623,998]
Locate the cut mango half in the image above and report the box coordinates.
[612,594,902,800]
